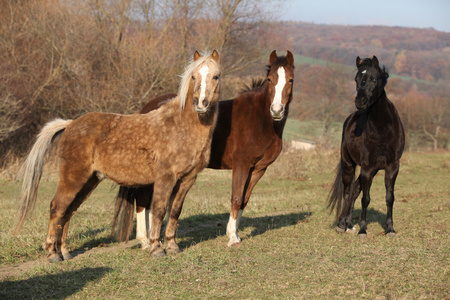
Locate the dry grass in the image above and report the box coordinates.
[0,150,448,299]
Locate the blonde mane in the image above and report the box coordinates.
[178,51,220,110]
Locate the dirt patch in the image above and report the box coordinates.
[0,240,140,280]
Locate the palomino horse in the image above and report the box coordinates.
[328,56,405,237]
[112,50,294,248]
[13,50,221,261]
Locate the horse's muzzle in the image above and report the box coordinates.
[270,103,285,121]
[194,97,210,113]
[355,97,368,110]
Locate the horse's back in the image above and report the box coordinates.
[141,93,178,114]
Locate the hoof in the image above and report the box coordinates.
[346,227,357,234]
[141,243,151,250]
[48,254,62,263]
[62,252,73,260]
[335,226,346,233]
[227,236,241,247]
[386,231,397,237]
[166,247,183,255]
[357,233,367,239]
[150,248,166,257]
[229,241,241,248]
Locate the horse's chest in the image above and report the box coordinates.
[356,136,396,167]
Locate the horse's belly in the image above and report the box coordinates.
[95,147,156,186]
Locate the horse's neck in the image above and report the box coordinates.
[182,94,218,130]
[362,91,395,133]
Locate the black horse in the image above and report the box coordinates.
[328,56,405,237]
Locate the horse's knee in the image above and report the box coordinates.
[361,196,370,208]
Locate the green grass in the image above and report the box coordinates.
[0,151,448,299]
[284,118,342,147]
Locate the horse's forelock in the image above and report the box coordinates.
[359,58,389,86]
[265,56,295,77]
[178,51,220,110]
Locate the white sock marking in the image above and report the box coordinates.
[227,209,243,246]
[136,209,149,248]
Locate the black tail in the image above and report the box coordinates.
[327,161,346,222]
[111,186,136,242]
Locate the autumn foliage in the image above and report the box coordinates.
[0,1,449,167]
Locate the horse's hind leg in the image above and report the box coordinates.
[45,186,80,262]
[385,161,399,237]
[165,175,197,255]
[336,162,357,232]
[135,186,153,249]
[344,175,361,233]
[58,174,101,260]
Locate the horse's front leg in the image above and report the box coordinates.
[149,177,176,257]
[358,166,377,237]
[385,161,400,237]
[227,166,251,247]
[164,174,197,255]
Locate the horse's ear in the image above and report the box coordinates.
[269,50,278,65]
[356,56,362,67]
[383,66,389,79]
[286,50,294,66]
[194,51,202,61]
[372,56,379,68]
[211,50,220,63]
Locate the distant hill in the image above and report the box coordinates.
[265,21,450,150]
[275,21,450,83]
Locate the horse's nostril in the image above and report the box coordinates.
[271,104,283,113]
[202,99,208,108]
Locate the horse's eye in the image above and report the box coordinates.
[373,78,377,82]
[192,76,195,80]
[267,78,271,82]
[213,75,219,80]
[289,79,293,83]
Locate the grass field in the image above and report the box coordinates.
[0,150,448,299]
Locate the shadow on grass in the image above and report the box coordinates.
[65,211,310,256]
[65,227,117,259]
[176,211,312,250]
[349,207,389,231]
[0,267,111,299]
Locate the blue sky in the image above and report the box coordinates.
[281,0,450,32]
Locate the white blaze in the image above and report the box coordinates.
[198,65,209,108]
[272,67,286,110]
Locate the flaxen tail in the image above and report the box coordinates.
[13,119,71,235]
[111,186,136,242]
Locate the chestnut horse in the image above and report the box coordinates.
[113,50,294,248]
[328,56,405,237]
[13,50,221,261]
